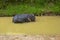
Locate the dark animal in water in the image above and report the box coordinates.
[13,14,35,23]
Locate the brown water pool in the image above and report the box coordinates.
[0,16,60,35]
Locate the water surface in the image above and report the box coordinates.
[0,16,60,35]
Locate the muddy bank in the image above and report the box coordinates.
[0,12,60,17]
[0,34,60,40]
[34,12,60,16]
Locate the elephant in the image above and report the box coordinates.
[13,14,35,23]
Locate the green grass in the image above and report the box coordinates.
[0,3,60,16]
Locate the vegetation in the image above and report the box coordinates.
[0,0,60,16]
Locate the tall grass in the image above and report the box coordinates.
[0,0,60,16]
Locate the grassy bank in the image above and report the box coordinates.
[0,3,60,16]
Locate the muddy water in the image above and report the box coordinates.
[0,16,60,35]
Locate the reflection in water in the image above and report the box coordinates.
[0,16,60,35]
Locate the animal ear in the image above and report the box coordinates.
[28,18,31,22]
